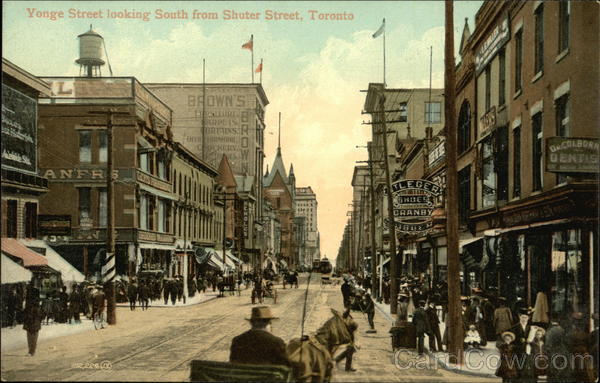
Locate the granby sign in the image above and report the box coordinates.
[391,179,443,234]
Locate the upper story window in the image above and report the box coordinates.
[78,187,91,225]
[513,125,521,198]
[485,66,491,111]
[515,29,523,93]
[556,95,570,184]
[79,131,92,163]
[532,112,544,191]
[534,4,544,74]
[424,102,441,124]
[458,101,471,153]
[498,49,506,106]
[99,188,107,227]
[399,102,407,122]
[98,130,107,163]
[558,1,570,54]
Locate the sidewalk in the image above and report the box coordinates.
[116,291,220,308]
[374,301,498,378]
[1,320,95,352]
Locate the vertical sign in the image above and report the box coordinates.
[1,84,37,174]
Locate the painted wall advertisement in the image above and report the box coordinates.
[1,84,37,173]
[546,137,600,173]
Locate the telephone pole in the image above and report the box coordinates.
[445,0,463,364]
[90,109,129,326]
[367,145,378,299]
[379,94,400,317]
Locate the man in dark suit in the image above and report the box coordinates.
[510,308,534,381]
[230,306,290,367]
[426,301,442,352]
[412,300,431,355]
[467,296,487,346]
[341,279,352,309]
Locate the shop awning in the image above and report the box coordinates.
[19,239,85,283]
[139,183,178,201]
[1,254,32,283]
[138,243,176,251]
[1,238,48,267]
[459,236,484,253]
[213,250,237,269]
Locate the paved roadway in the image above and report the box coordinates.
[1,274,495,382]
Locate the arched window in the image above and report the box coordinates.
[458,101,471,153]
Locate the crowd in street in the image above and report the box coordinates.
[338,272,599,383]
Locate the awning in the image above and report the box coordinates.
[498,218,574,235]
[1,254,32,283]
[19,239,85,282]
[226,252,243,265]
[139,183,178,201]
[459,236,484,254]
[213,250,237,269]
[138,243,176,251]
[1,238,48,267]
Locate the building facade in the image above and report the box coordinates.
[1,59,50,239]
[294,186,320,266]
[36,76,177,280]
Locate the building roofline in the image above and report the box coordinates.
[145,82,269,107]
[2,58,51,96]
[174,142,218,176]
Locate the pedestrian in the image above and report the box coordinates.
[529,327,548,379]
[169,279,178,305]
[41,291,54,325]
[334,309,359,372]
[467,297,487,346]
[426,301,443,352]
[68,284,81,323]
[23,290,43,356]
[496,331,518,382]
[176,277,184,302]
[412,300,430,355]
[362,292,376,332]
[6,286,17,328]
[139,281,150,310]
[494,297,514,337]
[545,316,573,383]
[162,279,170,305]
[483,296,496,342]
[127,279,138,311]
[341,279,351,309]
[230,306,290,366]
[58,286,69,323]
[509,308,535,383]
[566,312,596,383]
[531,291,549,329]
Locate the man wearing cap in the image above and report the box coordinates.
[230,306,290,367]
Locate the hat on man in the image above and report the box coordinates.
[501,331,516,343]
[246,306,279,321]
[518,307,532,316]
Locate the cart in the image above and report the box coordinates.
[190,360,291,382]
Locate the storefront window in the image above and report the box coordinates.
[551,229,587,316]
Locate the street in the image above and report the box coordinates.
[1,274,492,382]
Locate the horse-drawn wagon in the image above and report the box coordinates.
[251,279,277,304]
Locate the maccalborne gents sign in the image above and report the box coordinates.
[391,179,442,234]
[546,137,600,173]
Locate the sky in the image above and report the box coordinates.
[3,0,482,264]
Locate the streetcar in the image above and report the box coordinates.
[318,257,334,286]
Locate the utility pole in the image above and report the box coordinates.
[379,94,400,317]
[367,145,378,299]
[90,109,128,326]
[445,0,463,365]
[183,192,189,298]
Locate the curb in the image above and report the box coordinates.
[374,302,497,379]
[429,351,498,379]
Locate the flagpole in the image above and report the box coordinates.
[251,34,254,84]
[383,18,386,87]
[260,58,263,84]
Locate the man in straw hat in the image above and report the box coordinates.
[230,306,290,366]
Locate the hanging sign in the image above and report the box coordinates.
[391,179,442,235]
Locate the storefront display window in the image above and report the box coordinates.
[551,229,587,316]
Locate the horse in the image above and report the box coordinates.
[286,309,357,382]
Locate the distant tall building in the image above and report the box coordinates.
[295,186,320,266]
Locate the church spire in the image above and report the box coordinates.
[277,112,281,154]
